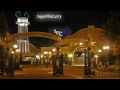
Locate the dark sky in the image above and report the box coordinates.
[5,11,109,48]
[5,11,109,34]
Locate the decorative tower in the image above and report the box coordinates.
[15,11,30,53]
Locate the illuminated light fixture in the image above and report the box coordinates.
[103,45,109,50]
[44,51,51,54]
[94,55,98,58]
[98,49,102,52]
[12,51,14,54]
[16,49,20,52]
[79,42,83,45]
[74,43,78,46]
[44,52,48,54]
[68,54,73,58]
[48,52,51,54]
[41,55,43,58]
[36,55,40,59]
[13,44,18,49]
[52,49,56,52]
[91,42,96,45]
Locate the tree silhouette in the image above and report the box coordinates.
[0,11,10,59]
[0,12,10,37]
[102,11,120,65]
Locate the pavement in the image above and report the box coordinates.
[0,64,120,79]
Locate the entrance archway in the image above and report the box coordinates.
[72,46,86,66]
[4,32,62,65]
[6,32,61,42]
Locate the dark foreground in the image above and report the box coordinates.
[0,64,120,79]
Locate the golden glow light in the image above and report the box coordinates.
[16,49,20,52]
[98,49,102,52]
[79,42,83,45]
[103,46,109,50]
[52,49,56,52]
[13,44,18,49]
[68,54,73,58]
[41,55,43,58]
[12,51,14,54]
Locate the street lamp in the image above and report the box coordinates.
[9,44,18,76]
[36,55,40,66]
[103,45,109,71]
[79,42,83,46]
[44,51,51,68]
[98,49,102,65]
[13,44,18,70]
[13,44,18,49]
[52,48,56,52]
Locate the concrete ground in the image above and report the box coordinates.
[0,64,120,79]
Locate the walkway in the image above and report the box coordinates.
[0,65,120,79]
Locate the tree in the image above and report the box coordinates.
[102,11,120,65]
[0,11,10,59]
[0,12,10,37]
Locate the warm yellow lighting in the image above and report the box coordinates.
[103,45,109,50]
[36,55,40,59]
[44,51,51,55]
[98,49,102,52]
[49,52,51,54]
[44,52,48,54]
[91,42,96,46]
[79,42,83,45]
[41,55,43,58]
[106,46,109,49]
[94,55,98,58]
[74,43,78,46]
[16,49,20,52]
[52,49,56,52]
[13,44,18,49]
[12,51,14,54]
[68,54,73,58]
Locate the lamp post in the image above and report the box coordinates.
[103,45,109,71]
[8,44,18,76]
[84,48,87,76]
[44,51,51,68]
[13,44,18,70]
[98,49,102,65]
[36,55,40,66]
[16,49,20,70]
[9,51,14,76]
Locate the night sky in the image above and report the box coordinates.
[5,11,109,48]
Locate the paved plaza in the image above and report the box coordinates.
[0,64,120,79]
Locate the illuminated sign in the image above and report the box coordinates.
[54,29,63,36]
[36,14,61,20]
[35,12,63,22]
[7,32,61,42]
[48,26,72,38]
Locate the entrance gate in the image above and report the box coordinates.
[0,31,62,76]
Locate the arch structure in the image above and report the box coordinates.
[55,25,109,66]
[6,31,61,43]
[1,32,61,58]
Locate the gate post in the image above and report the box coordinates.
[87,46,92,76]
[9,53,14,76]
[53,47,63,76]
[84,48,87,76]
